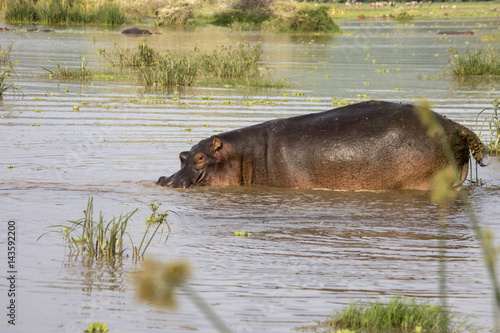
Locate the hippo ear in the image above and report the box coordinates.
[211,137,222,152]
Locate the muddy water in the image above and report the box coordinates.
[1,19,500,332]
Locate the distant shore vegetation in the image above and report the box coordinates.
[2,0,497,31]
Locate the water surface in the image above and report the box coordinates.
[1,19,500,332]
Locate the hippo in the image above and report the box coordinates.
[121,27,152,35]
[437,30,474,35]
[157,101,487,191]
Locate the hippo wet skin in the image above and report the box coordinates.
[157,101,487,191]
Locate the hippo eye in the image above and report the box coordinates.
[194,153,207,167]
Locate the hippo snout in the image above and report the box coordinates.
[156,174,193,188]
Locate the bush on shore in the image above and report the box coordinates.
[262,2,341,33]
[156,0,195,27]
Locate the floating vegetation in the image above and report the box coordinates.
[84,322,108,333]
[40,197,172,261]
[234,231,252,237]
[332,99,353,107]
[448,46,500,76]
[310,296,470,333]
[5,0,125,25]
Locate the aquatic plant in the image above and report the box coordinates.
[198,43,261,79]
[98,42,285,88]
[135,258,231,333]
[0,41,13,66]
[448,46,500,76]
[314,296,467,332]
[263,3,341,33]
[41,197,171,260]
[138,51,199,87]
[5,0,125,25]
[43,57,91,80]
[0,70,13,98]
[475,98,500,156]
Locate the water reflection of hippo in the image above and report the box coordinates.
[121,27,152,35]
[157,101,487,191]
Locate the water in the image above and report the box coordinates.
[1,19,500,332]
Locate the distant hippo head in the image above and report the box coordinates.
[157,137,225,188]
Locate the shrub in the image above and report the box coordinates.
[263,2,341,33]
[156,0,195,26]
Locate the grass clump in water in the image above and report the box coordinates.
[99,42,285,88]
[41,197,171,261]
[448,46,500,77]
[43,57,92,80]
[263,2,341,33]
[312,296,469,333]
[5,0,125,25]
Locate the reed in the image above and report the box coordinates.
[40,197,171,261]
[475,98,500,156]
[198,43,261,79]
[5,0,125,25]
[43,57,92,80]
[448,46,500,77]
[0,70,13,97]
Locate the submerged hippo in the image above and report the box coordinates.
[157,101,487,191]
[121,27,152,35]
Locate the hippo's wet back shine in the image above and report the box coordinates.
[157,101,487,191]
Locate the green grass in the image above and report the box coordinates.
[40,197,171,260]
[0,41,18,98]
[5,0,125,25]
[448,46,500,77]
[310,296,470,333]
[43,57,92,80]
[0,70,13,97]
[98,42,286,88]
[475,98,500,156]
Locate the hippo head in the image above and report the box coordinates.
[157,137,224,188]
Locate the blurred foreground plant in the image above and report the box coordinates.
[134,258,232,333]
[417,101,500,330]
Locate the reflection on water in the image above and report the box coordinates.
[0,19,499,332]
